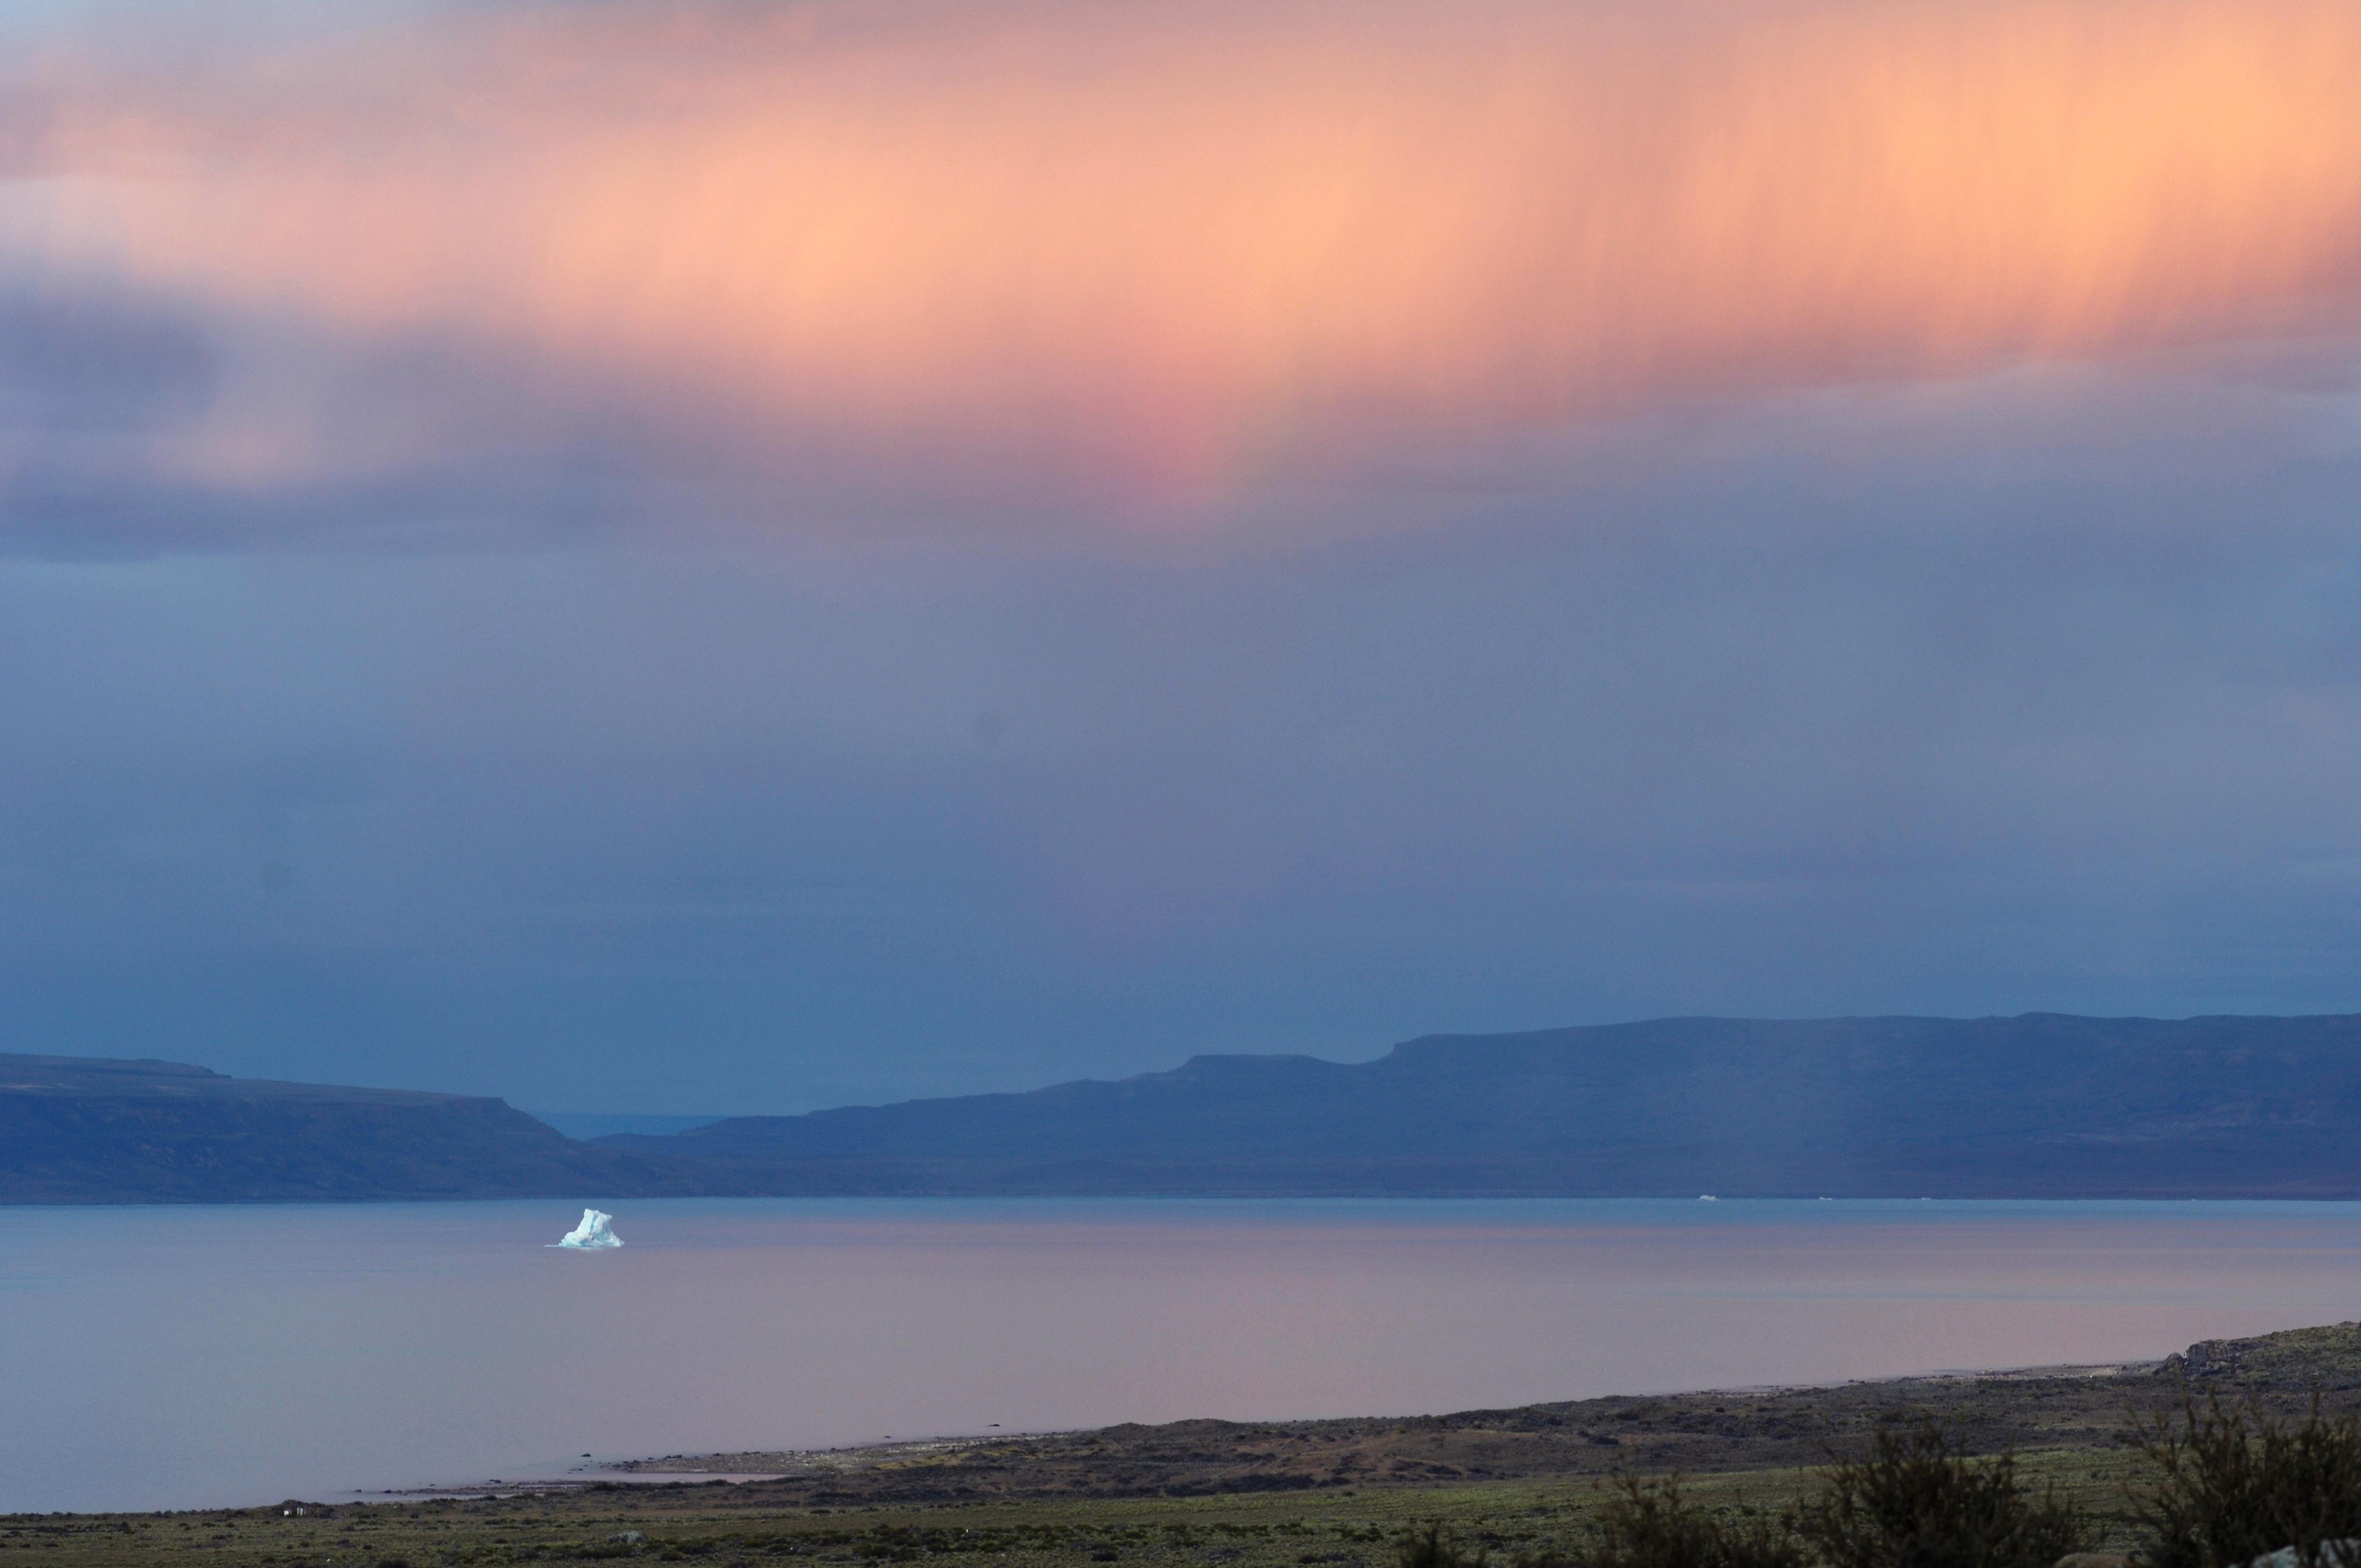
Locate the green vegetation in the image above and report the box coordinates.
[2137,1396,2361,1568]
[1374,1424,2091,1568]
[1791,1424,2091,1568]
[1574,1477,1802,1568]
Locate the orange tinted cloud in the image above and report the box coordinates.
[10,0,2361,496]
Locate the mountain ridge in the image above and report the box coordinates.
[597,1011,2361,1197]
[9,1011,2361,1202]
[0,1052,701,1203]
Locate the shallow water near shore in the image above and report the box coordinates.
[5,1196,2361,1514]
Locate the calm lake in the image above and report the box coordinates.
[5,1197,2361,1514]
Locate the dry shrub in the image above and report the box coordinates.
[1792,1422,2092,1568]
[1399,1523,1488,1568]
[1581,1476,1802,1568]
[2137,1394,2361,1568]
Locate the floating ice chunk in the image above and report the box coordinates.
[551,1208,623,1249]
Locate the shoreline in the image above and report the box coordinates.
[594,1355,2166,1484]
[0,1327,2320,1522]
[6,1324,2355,1568]
[131,1350,2200,1511]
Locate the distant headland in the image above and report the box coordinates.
[9,1012,2361,1204]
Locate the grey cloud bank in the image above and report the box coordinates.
[2,2,2358,1110]
[4,357,2360,1112]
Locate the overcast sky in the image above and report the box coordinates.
[3,0,2359,1114]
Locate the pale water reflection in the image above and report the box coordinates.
[3,1199,2359,1513]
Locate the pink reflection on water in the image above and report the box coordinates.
[3,1199,2358,1512]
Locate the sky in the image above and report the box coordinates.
[2,0,2360,1115]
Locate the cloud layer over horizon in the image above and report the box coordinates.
[2,0,2359,540]
[2,0,2360,1112]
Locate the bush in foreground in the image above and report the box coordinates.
[1398,1522,1489,1568]
[2137,1395,2361,1568]
[1580,1476,1802,1568]
[1792,1423,2092,1568]
[1400,1422,2080,1568]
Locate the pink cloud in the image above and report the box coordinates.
[6,0,2361,509]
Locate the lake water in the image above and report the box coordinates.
[5,1197,2361,1515]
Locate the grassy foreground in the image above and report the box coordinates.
[0,1464,2144,1568]
[9,1324,2360,1568]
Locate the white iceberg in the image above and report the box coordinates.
[550,1208,623,1249]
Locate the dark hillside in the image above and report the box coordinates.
[15,1013,2361,1202]
[605,1012,2361,1197]
[0,1053,690,1203]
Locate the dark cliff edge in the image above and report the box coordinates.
[12,1011,2361,1204]
[0,1053,699,1203]
[602,1011,2361,1199]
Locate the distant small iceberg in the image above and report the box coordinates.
[550,1208,623,1249]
